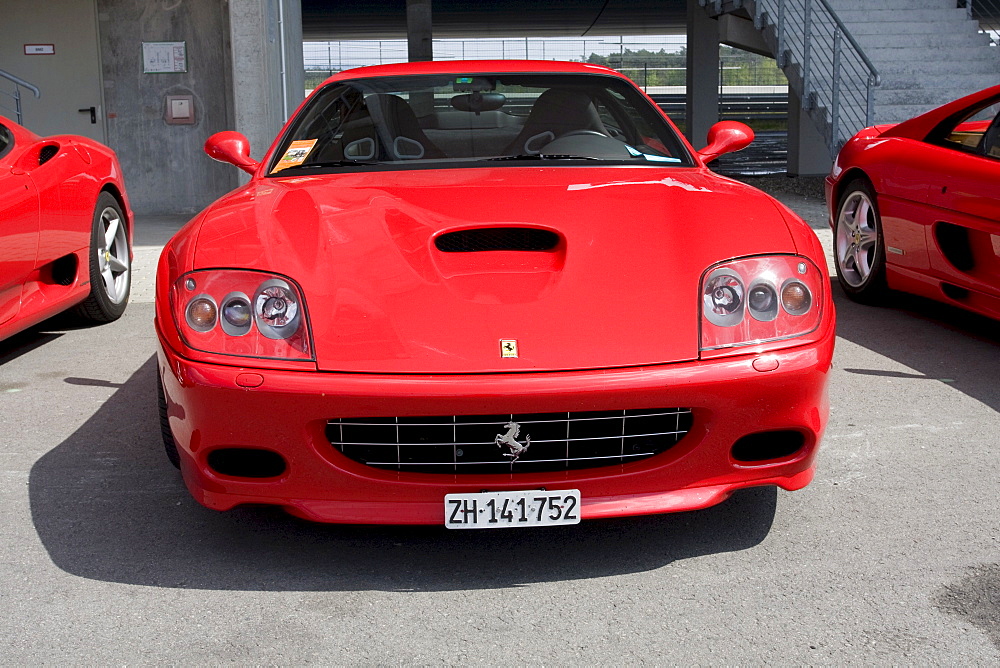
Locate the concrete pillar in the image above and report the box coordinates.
[787,88,833,176]
[281,0,305,114]
[407,0,433,62]
[685,0,720,149]
[229,0,305,163]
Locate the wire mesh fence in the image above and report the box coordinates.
[304,37,787,92]
[303,36,791,174]
[304,36,686,72]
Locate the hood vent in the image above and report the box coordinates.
[435,227,560,253]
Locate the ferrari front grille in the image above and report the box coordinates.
[326,408,693,474]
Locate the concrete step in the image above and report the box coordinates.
[874,86,990,107]
[878,73,1000,91]
[834,8,970,23]
[860,45,1000,61]
[826,0,954,10]
[877,59,1000,76]
[853,31,992,49]
[846,20,977,36]
[875,103,963,123]
[807,80,994,106]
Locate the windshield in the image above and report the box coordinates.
[268,72,692,175]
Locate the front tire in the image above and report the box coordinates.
[75,192,130,322]
[834,179,887,304]
[157,375,181,469]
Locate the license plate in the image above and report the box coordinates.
[444,489,581,529]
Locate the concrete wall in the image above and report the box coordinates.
[94,0,303,215]
[96,0,237,215]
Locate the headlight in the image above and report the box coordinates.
[703,271,744,326]
[171,270,313,360]
[700,255,823,354]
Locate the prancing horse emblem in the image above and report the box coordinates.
[496,421,530,461]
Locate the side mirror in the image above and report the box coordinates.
[204,131,259,175]
[697,121,754,164]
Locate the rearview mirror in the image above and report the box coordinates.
[204,131,258,174]
[451,92,506,113]
[697,121,754,164]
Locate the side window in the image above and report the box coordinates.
[606,89,675,158]
[982,115,1000,160]
[0,124,11,160]
[937,101,1000,154]
[593,99,623,138]
[269,86,363,172]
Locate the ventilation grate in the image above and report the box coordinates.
[328,408,693,474]
[38,144,58,165]
[435,227,560,252]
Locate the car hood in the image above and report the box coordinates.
[193,167,796,373]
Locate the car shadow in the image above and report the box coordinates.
[832,283,1000,412]
[0,309,121,367]
[0,329,63,368]
[29,356,777,592]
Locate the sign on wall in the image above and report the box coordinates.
[142,41,187,73]
[24,44,56,55]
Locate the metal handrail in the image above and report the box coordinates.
[960,0,1000,46]
[0,69,41,98]
[813,0,880,85]
[751,0,880,154]
[0,69,41,125]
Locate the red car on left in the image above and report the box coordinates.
[0,116,132,341]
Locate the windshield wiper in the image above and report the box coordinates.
[278,160,381,171]
[486,154,606,162]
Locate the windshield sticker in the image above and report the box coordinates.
[625,145,682,163]
[272,139,318,173]
[567,177,711,193]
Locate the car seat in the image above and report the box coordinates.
[364,93,447,160]
[503,88,607,155]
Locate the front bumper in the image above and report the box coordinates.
[157,324,834,525]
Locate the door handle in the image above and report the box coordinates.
[78,106,96,124]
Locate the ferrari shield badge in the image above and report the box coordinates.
[500,339,518,358]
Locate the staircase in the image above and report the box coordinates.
[962,0,1000,46]
[702,0,1000,157]
[830,0,999,123]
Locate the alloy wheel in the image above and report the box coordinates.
[836,190,879,288]
[97,206,130,304]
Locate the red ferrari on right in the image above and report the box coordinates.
[826,85,1000,317]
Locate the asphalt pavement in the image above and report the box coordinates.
[0,179,997,663]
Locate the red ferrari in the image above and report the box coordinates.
[155,60,835,526]
[827,85,1000,316]
[0,116,132,340]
